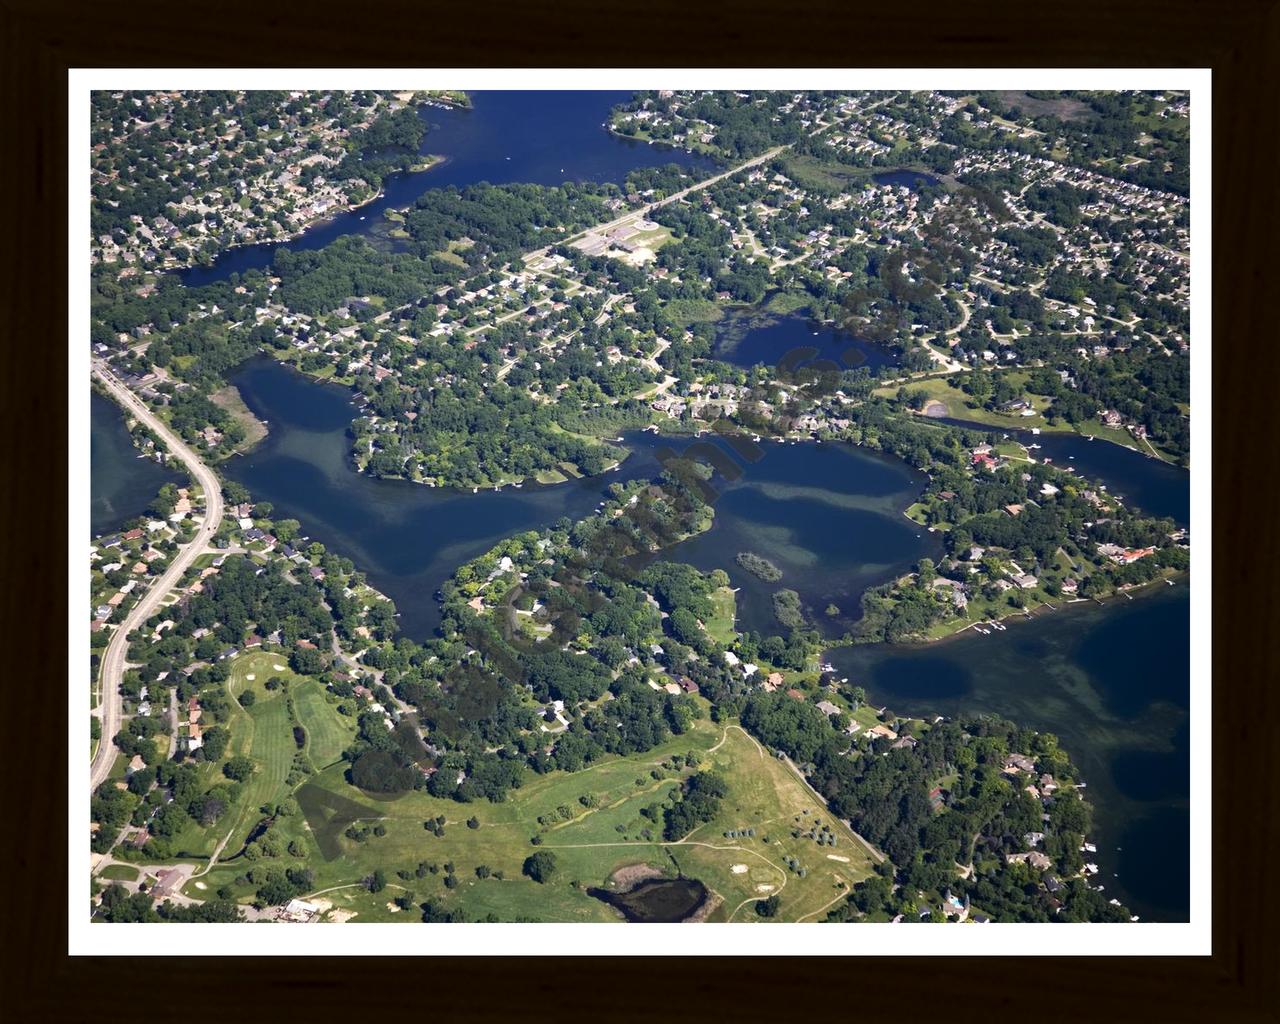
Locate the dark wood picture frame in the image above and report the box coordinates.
[3,0,1275,1019]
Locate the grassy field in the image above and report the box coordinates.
[210,385,268,455]
[703,586,738,646]
[294,681,356,769]
[181,713,876,923]
[781,154,875,194]
[765,291,812,315]
[664,298,724,328]
[160,651,349,861]
[884,374,1169,457]
[98,863,140,882]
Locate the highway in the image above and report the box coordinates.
[89,361,225,794]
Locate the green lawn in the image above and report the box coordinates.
[664,298,724,328]
[882,375,1156,454]
[161,652,314,859]
[98,863,139,882]
[703,586,738,646]
[295,681,357,769]
[181,713,874,922]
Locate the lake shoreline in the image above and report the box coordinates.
[831,570,1189,660]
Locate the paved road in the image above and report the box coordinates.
[89,361,225,794]
[528,145,788,263]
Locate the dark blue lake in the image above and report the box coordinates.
[223,357,936,642]
[91,390,180,536]
[714,308,900,376]
[92,89,1191,927]
[872,169,941,190]
[830,582,1191,922]
[178,91,717,287]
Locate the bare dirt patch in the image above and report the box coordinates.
[606,863,666,890]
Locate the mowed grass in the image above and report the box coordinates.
[187,713,876,923]
[664,726,876,922]
[703,586,738,646]
[165,652,349,860]
[294,681,356,768]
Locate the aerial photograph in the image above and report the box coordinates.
[84,82,1194,931]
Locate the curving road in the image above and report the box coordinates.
[89,360,225,794]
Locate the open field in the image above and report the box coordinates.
[294,681,356,768]
[988,91,1092,122]
[703,586,737,646]
[180,714,874,922]
[883,375,1153,452]
[155,651,350,861]
[211,385,268,455]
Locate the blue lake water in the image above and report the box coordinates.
[91,391,180,536]
[872,169,941,190]
[714,308,900,376]
[223,357,936,642]
[178,91,717,287]
[830,583,1191,922]
[932,415,1190,525]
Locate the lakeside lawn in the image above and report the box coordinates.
[210,384,268,455]
[879,373,1166,457]
[703,586,737,646]
[180,712,874,923]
